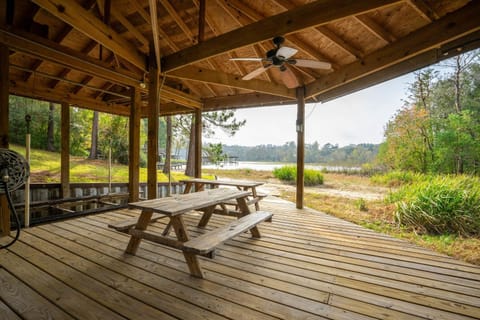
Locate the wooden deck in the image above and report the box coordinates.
[1,196,480,320]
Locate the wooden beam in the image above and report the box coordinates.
[407,0,439,22]
[316,25,363,59]
[0,28,201,109]
[0,44,9,236]
[203,92,296,111]
[317,30,480,102]
[354,14,396,44]
[129,87,141,202]
[167,65,296,98]
[194,109,202,178]
[305,1,480,99]
[161,0,400,71]
[60,102,70,198]
[159,0,195,42]
[0,27,141,86]
[149,0,161,69]
[296,86,305,209]
[147,46,159,200]
[10,82,131,116]
[32,0,147,70]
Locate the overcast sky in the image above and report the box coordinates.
[204,73,416,147]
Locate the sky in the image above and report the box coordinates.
[204,73,416,147]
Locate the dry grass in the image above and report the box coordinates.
[211,169,480,266]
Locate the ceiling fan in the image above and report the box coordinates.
[230,36,332,88]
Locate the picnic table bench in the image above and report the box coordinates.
[111,188,272,278]
[180,178,267,211]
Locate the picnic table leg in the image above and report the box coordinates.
[125,209,153,255]
[170,215,204,278]
[183,182,193,194]
[251,187,260,211]
[236,197,261,238]
[197,205,215,228]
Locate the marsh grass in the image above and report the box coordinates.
[273,165,324,186]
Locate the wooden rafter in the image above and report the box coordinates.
[159,0,195,43]
[316,26,363,59]
[305,1,480,99]
[162,0,400,71]
[407,0,439,22]
[167,65,296,98]
[32,0,147,70]
[354,14,396,44]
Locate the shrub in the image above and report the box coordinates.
[371,170,425,187]
[387,175,480,236]
[273,166,323,186]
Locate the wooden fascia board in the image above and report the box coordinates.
[0,27,141,87]
[167,65,296,99]
[305,1,480,99]
[161,0,400,72]
[154,85,203,109]
[140,102,194,117]
[32,0,147,71]
[203,92,296,111]
[10,82,130,116]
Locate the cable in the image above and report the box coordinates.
[0,181,21,249]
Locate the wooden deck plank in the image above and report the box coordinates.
[0,268,73,320]
[39,222,343,320]
[74,215,478,319]
[0,250,125,320]
[1,196,479,320]
[0,296,22,320]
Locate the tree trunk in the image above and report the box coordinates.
[163,116,172,175]
[47,102,55,151]
[88,111,99,159]
[185,117,195,177]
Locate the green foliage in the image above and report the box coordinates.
[378,51,480,175]
[273,166,323,186]
[355,198,368,211]
[203,143,227,166]
[371,171,425,187]
[386,175,480,236]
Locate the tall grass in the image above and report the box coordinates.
[387,175,480,236]
[273,166,323,186]
[371,170,425,187]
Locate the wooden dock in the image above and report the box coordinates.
[1,196,479,319]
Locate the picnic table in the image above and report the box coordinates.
[110,188,272,278]
[180,178,266,211]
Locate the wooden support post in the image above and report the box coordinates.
[0,44,10,236]
[60,102,70,198]
[129,87,141,202]
[147,43,159,199]
[194,109,202,178]
[296,86,305,209]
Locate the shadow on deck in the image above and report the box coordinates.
[1,196,479,319]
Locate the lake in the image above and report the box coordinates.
[202,161,359,172]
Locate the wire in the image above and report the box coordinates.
[0,182,21,249]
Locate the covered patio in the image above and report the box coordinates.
[1,1,480,318]
[2,196,480,319]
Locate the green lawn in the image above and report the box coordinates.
[9,144,197,183]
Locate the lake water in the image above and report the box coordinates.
[202,161,359,172]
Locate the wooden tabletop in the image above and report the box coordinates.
[128,188,250,216]
[180,178,264,188]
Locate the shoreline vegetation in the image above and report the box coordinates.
[10,145,480,265]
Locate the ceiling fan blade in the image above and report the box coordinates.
[229,57,263,61]
[280,67,300,89]
[293,59,332,69]
[242,65,272,80]
[276,46,297,59]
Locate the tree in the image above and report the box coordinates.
[46,102,55,151]
[88,111,99,159]
[176,111,246,176]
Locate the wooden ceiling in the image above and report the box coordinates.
[1,0,480,117]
